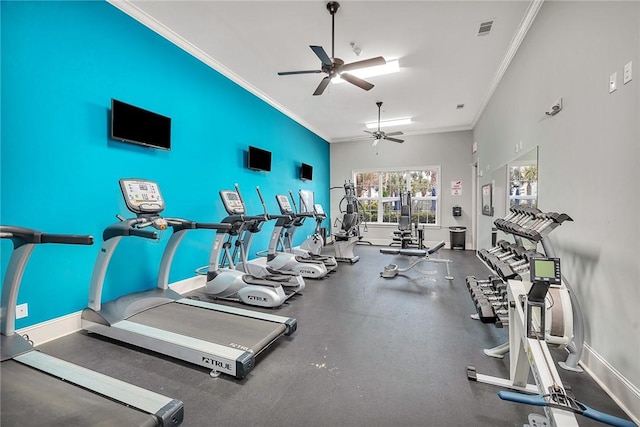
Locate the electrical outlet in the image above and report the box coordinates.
[16,303,28,319]
[623,61,632,84]
[609,72,618,93]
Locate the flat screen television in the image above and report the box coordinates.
[248,146,272,172]
[301,163,313,181]
[110,99,171,150]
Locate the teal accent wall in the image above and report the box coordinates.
[1,1,329,329]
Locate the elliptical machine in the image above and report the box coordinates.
[274,191,337,272]
[199,186,304,308]
[251,192,328,279]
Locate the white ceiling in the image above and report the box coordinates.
[113,0,539,143]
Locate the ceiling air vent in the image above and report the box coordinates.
[478,20,494,36]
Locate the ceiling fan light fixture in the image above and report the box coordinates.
[365,117,412,129]
[332,59,400,84]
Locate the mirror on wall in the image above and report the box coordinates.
[491,147,538,222]
[508,147,538,209]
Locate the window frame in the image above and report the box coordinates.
[353,166,441,227]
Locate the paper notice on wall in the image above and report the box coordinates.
[451,180,462,196]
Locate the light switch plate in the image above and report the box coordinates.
[623,61,632,84]
[609,72,618,93]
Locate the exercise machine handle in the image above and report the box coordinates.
[129,228,159,240]
[498,391,637,427]
[0,226,93,247]
[40,234,94,246]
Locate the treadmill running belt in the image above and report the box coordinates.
[129,302,286,354]
[1,360,158,427]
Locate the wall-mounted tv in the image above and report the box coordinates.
[248,146,272,172]
[301,163,313,181]
[110,99,171,150]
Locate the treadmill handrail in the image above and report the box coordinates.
[1,226,94,338]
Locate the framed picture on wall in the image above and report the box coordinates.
[482,184,493,216]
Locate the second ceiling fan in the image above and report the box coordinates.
[278,1,386,96]
[366,101,405,146]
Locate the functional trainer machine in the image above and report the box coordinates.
[379,241,453,280]
[467,258,636,427]
[201,185,305,307]
[1,226,184,426]
[81,179,296,379]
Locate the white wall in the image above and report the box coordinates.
[330,131,473,247]
[474,1,639,419]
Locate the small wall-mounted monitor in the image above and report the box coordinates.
[110,99,171,150]
[301,163,313,181]
[248,146,272,172]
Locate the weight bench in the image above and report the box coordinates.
[380,241,453,280]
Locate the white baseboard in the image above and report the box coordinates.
[16,311,83,347]
[581,343,640,424]
[16,276,207,348]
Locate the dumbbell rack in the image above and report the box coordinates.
[471,206,584,372]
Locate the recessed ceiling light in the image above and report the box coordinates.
[333,59,400,84]
[365,117,412,129]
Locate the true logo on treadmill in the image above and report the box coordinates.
[300,269,316,275]
[247,295,268,302]
[202,357,232,371]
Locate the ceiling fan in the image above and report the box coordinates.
[366,101,405,146]
[277,1,386,96]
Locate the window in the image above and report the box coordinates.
[354,167,440,225]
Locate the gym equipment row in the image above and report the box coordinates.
[1,226,184,426]
[467,257,636,427]
[472,205,582,372]
[82,179,297,380]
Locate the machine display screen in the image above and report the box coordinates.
[276,195,293,213]
[530,257,561,285]
[119,179,165,214]
[220,190,244,214]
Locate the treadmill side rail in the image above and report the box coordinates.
[82,318,254,378]
[15,351,185,426]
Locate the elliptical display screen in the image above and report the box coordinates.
[220,190,245,214]
[119,179,165,214]
[276,195,293,214]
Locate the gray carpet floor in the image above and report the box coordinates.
[35,245,633,426]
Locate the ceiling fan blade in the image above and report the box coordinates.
[339,73,374,91]
[363,130,374,134]
[310,45,332,66]
[385,131,404,136]
[278,70,322,76]
[384,136,404,143]
[313,76,332,96]
[341,56,386,73]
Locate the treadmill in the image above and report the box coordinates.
[81,178,296,379]
[0,226,184,426]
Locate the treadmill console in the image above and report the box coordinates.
[220,190,245,215]
[119,179,165,214]
[276,195,294,215]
